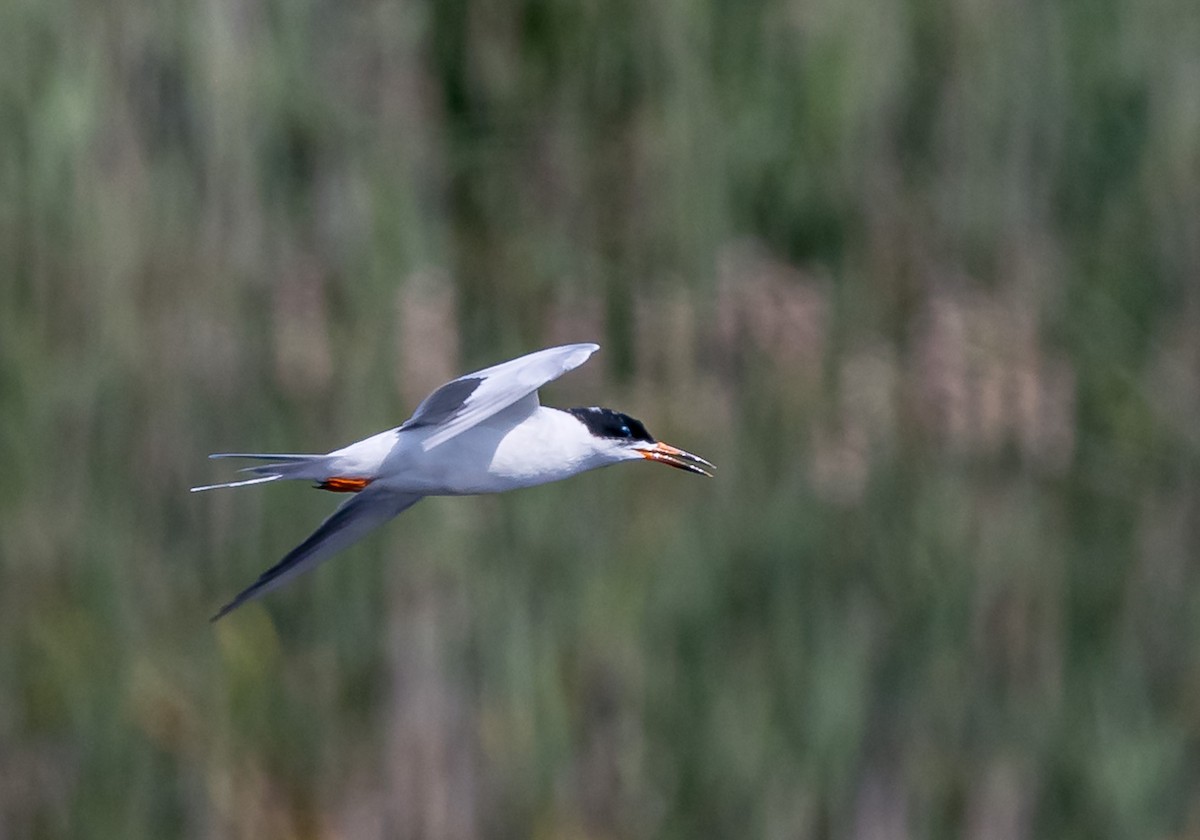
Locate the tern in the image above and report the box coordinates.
[194,343,713,620]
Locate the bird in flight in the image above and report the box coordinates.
[194,343,713,620]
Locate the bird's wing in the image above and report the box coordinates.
[211,487,422,621]
[402,343,599,450]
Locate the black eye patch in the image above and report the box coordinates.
[566,407,656,443]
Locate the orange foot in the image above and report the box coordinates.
[317,477,373,493]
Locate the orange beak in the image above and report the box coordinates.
[637,442,714,476]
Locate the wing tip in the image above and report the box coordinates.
[561,342,600,369]
[210,594,249,621]
[551,342,599,359]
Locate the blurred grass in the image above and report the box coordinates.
[2,0,1200,837]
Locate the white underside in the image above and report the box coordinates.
[320,400,618,495]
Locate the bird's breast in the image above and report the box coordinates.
[375,408,597,495]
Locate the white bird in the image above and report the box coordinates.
[194,343,713,620]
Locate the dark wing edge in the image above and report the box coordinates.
[410,343,600,450]
[210,489,422,621]
[401,376,485,430]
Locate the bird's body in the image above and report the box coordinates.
[194,343,711,620]
[302,404,616,495]
[386,405,609,494]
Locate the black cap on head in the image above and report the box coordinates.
[566,407,655,443]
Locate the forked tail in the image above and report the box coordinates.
[190,453,332,493]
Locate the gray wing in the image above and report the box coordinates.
[211,487,422,621]
[402,343,599,450]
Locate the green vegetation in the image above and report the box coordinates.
[2,0,1198,836]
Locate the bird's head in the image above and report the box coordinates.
[565,407,714,476]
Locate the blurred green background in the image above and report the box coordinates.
[2,0,1199,836]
